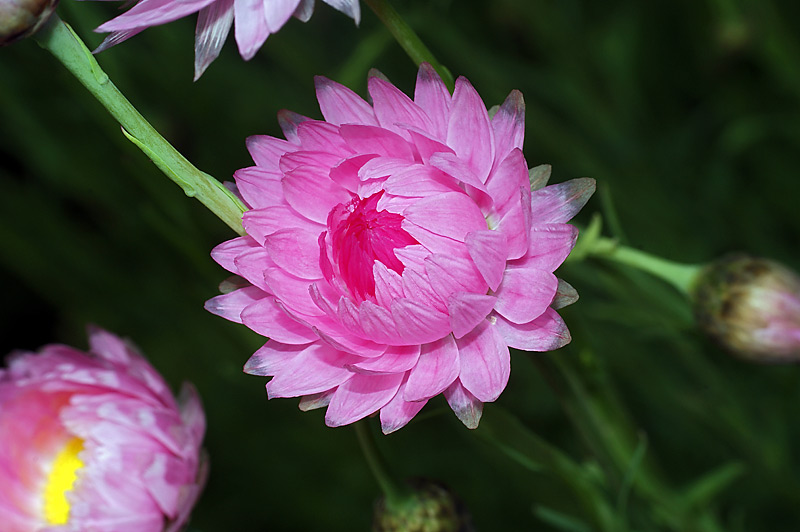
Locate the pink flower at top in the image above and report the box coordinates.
[94,0,361,79]
[0,327,207,532]
[206,64,595,434]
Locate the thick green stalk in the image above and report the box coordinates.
[363,0,455,91]
[34,14,246,234]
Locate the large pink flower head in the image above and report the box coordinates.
[94,0,360,79]
[0,327,207,532]
[207,64,595,434]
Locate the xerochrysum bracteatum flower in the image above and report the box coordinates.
[0,327,207,532]
[206,64,595,433]
[94,0,360,79]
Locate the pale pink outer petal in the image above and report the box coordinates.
[339,124,415,160]
[529,178,597,224]
[493,308,572,351]
[368,76,435,137]
[466,230,508,291]
[349,345,420,374]
[428,152,489,193]
[315,76,379,126]
[246,135,294,171]
[209,235,257,274]
[380,381,427,435]
[404,335,460,402]
[282,166,353,224]
[204,286,265,324]
[447,292,497,339]
[403,127,455,163]
[97,0,216,32]
[234,166,284,210]
[325,372,405,427]
[493,268,559,324]
[403,191,488,241]
[491,90,525,166]
[292,0,314,21]
[263,228,324,280]
[233,0,270,60]
[414,63,451,141]
[518,224,579,272]
[194,0,234,80]
[455,320,510,403]
[320,0,361,24]
[241,297,320,344]
[262,0,301,32]
[382,165,460,198]
[298,390,333,411]
[485,148,529,215]
[391,298,452,344]
[93,29,145,54]
[444,379,483,429]
[552,278,579,310]
[266,342,360,398]
[242,205,322,241]
[243,340,305,376]
[447,76,495,183]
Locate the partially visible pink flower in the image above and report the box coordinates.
[0,327,207,532]
[94,0,360,79]
[206,64,595,434]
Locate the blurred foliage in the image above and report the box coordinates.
[2,0,800,530]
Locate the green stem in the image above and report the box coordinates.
[363,0,455,91]
[576,235,701,296]
[34,14,246,235]
[354,420,409,509]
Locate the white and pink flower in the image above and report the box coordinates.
[94,0,361,79]
[0,327,206,532]
[207,64,595,433]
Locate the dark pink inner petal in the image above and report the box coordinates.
[327,191,418,301]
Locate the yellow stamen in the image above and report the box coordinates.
[43,437,84,525]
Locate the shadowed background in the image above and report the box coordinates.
[2,0,800,530]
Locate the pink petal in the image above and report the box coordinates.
[234,166,284,210]
[313,328,387,359]
[519,224,579,272]
[404,335,460,402]
[205,286,265,324]
[447,77,495,183]
[241,297,320,344]
[349,345,420,374]
[493,308,571,351]
[234,248,273,292]
[282,165,353,224]
[466,230,508,291]
[380,381,427,434]
[244,340,305,376]
[296,120,353,155]
[242,205,322,243]
[293,0,314,21]
[373,262,405,309]
[359,301,403,345]
[264,228,323,280]
[277,110,310,144]
[383,165,459,197]
[325,372,405,426]
[194,0,234,80]
[93,29,145,54]
[246,135,294,170]
[414,63,451,141]
[491,90,525,166]
[320,0,361,24]
[97,0,216,31]
[264,267,319,316]
[455,320,510,402]
[402,267,447,313]
[495,194,530,260]
[402,126,455,163]
[233,0,270,61]
[444,379,483,429]
[339,124,415,160]
[315,76,379,126]
[494,268,558,324]
[330,154,378,193]
[211,235,256,274]
[529,178,596,224]
[485,148,529,215]
[298,390,333,411]
[402,223,465,259]
[448,292,498,339]
[369,76,435,137]
[403,191,487,241]
[279,150,343,174]
[428,152,488,193]
[262,0,300,33]
[266,342,359,398]
[425,252,488,297]
[391,298,452,344]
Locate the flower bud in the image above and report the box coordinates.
[372,480,473,532]
[692,254,800,362]
[0,0,58,46]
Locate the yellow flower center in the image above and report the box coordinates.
[43,437,84,525]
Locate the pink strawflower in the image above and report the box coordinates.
[0,327,207,532]
[94,0,360,79]
[206,64,595,433]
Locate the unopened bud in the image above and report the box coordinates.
[0,0,58,46]
[373,480,473,532]
[692,254,800,362]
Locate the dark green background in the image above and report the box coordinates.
[2,0,800,530]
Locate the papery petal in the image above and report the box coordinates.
[391,298,451,344]
[403,191,488,241]
[518,224,579,272]
[530,178,596,224]
[447,77,495,183]
[552,279,579,309]
[494,268,558,324]
[414,63,451,140]
[194,0,234,80]
[369,76,435,137]
[315,76,379,126]
[466,230,508,291]
[493,309,571,351]
[246,135,294,171]
[380,382,427,434]
[234,166,284,210]
[263,0,301,33]
[444,380,483,429]
[264,228,323,279]
[448,292,497,339]
[404,335,460,402]
[349,345,420,374]
[321,0,361,24]
[266,342,359,398]
[245,341,305,376]
[325,373,404,426]
[241,297,320,344]
[204,286,265,324]
[491,90,525,165]
[233,0,270,61]
[282,165,353,224]
[339,124,415,160]
[455,320,510,402]
[97,0,217,32]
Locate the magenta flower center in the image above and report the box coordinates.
[328,191,418,301]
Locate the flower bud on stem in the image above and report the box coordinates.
[32,14,246,234]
